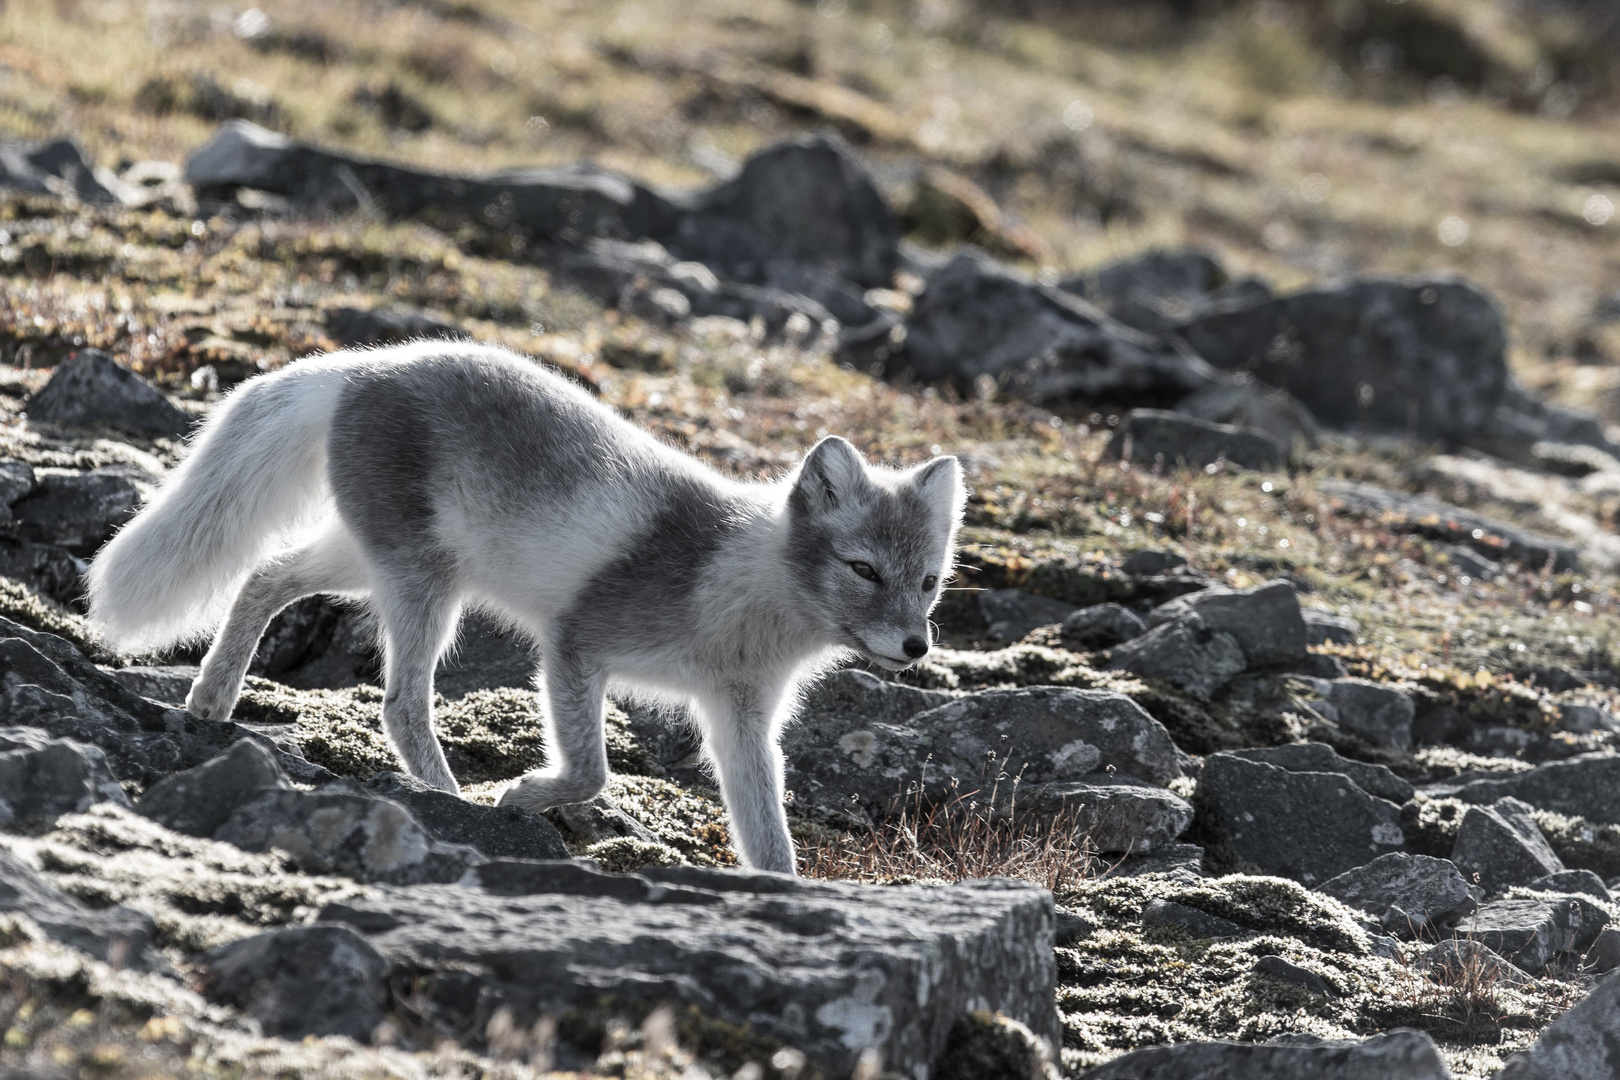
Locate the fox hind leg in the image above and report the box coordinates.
[187,523,368,722]
[375,577,463,794]
[498,645,608,812]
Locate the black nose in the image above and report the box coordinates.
[903,636,929,659]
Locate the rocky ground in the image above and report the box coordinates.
[4,1,1620,1078]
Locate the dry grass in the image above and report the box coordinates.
[800,774,1100,893]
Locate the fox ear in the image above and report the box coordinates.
[791,436,870,516]
[912,455,964,524]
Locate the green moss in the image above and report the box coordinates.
[583,837,686,874]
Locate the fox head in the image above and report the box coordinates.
[786,436,965,669]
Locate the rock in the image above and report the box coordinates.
[8,469,141,554]
[1462,894,1608,974]
[25,349,192,438]
[1104,408,1286,472]
[895,249,1217,406]
[1175,376,1320,454]
[202,924,391,1042]
[1317,478,1579,573]
[1316,853,1474,937]
[1450,798,1566,895]
[0,460,35,511]
[1174,275,1509,443]
[1106,843,1205,880]
[782,675,1182,818]
[663,133,899,289]
[1581,926,1620,974]
[1417,939,1533,988]
[1032,775,1194,854]
[364,771,569,860]
[1306,678,1416,751]
[1090,249,1227,313]
[1556,704,1618,735]
[135,738,291,838]
[186,120,660,241]
[1120,550,1186,576]
[0,849,154,964]
[1104,612,1246,696]
[0,616,265,787]
[1450,753,1620,824]
[933,1009,1059,1080]
[1252,954,1337,997]
[1304,609,1360,646]
[979,587,1077,642]
[1228,743,1415,804]
[1438,542,1502,582]
[325,306,462,348]
[1146,579,1309,668]
[215,784,484,884]
[0,727,129,825]
[1529,869,1611,901]
[104,664,198,707]
[1077,1030,1452,1079]
[1497,967,1620,1078]
[0,537,86,604]
[319,862,1057,1079]
[1141,899,1245,938]
[1060,603,1147,649]
[1198,752,1407,885]
[543,793,660,848]
[0,137,120,204]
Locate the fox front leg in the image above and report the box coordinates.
[498,653,610,812]
[701,681,796,874]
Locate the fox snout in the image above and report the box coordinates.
[903,635,929,659]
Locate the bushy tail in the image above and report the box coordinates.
[87,355,358,653]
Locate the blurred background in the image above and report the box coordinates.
[0,0,1616,418]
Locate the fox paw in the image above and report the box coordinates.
[184,678,239,722]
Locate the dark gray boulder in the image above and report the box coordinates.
[104,664,199,707]
[1146,579,1309,669]
[0,727,129,825]
[1107,843,1204,880]
[0,849,154,964]
[1318,479,1579,573]
[1529,869,1611,901]
[1077,1030,1451,1079]
[1252,954,1337,997]
[0,460,35,511]
[1104,408,1286,472]
[215,785,484,884]
[1104,612,1246,696]
[25,349,192,438]
[1175,376,1319,455]
[0,537,86,604]
[1141,899,1245,938]
[9,469,140,554]
[543,792,659,848]
[203,924,391,1042]
[325,306,463,348]
[1174,275,1509,443]
[1450,753,1620,824]
[186,120,661,241]
[365,772,569,860]
[1228,743,1414,804]
[1304,609,1360,646]
[1120,549,1186,576]
[1302,678,1415,751]
[1198,752,1407,885]
[1497,970,1620,1079]
[1060,603,1146,648]
[1463,894,1608,974]
[318,862,1056,1080]
[896,249,1217,406]
[135,738,291,838]
[1315,853,1474,937]
[782,677,1182,819]
[0,137,119,203]
[660,133,899,289]
[1031,775,1193,855]
[978,587,1077,642]
[1450,797,1564,895]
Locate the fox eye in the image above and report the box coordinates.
[848,561,879,582]
[922,575,938,591]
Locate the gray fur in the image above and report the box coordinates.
[89,344,965,874]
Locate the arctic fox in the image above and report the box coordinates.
[87,343,964,874]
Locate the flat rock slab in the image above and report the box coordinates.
[1105,408,1285,472]
[1227,742,1413,804]
[1077,1029,1452,1079]
[1316,853,1473,937]
[783,674,1182,818]
[0,849,154,965]
[1497,972,1620,1079]
[1199,752,1407,886]
[1448,753,1620,824]
[1033,776,1193,855]
[25,348,192,438]
[1317,478,1579,572]
[1146,579,1308,668]
[319,861,1056,1079]
[1463,895,1609,974]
